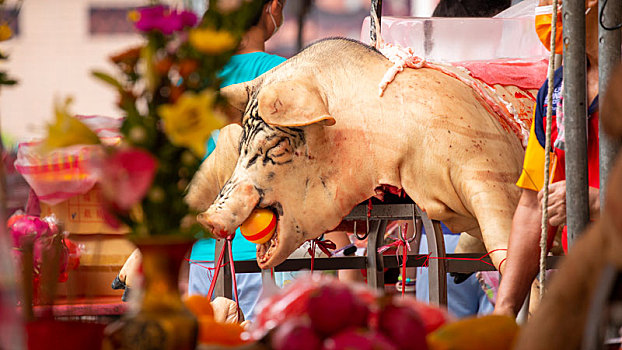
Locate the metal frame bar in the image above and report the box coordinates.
[366,220,388,290]
[417,206,448,306]
[226,254,561,274]
[564,0,591,246]
[214,239,233,299]
[211,199,563,304]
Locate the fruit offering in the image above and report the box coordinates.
[183,295,248,347]
[250,275,453,350]
[427,314,519,350]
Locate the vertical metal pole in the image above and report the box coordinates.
[564,0,590,246]
[214,239,232,299]
[370,0,383,46]
[598,0,622,209]
[366,220,387,290]
[417,205,447,307]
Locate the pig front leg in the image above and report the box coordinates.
[467,185,520,271]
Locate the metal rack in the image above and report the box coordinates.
[213,198,562,306]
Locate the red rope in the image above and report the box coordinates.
[377,223,411,297]
[207,240,228,300]
[307,239,337,273]
[185,259,227,281]
[414,248,508,268]
[205,236,241,315]
[226,237,240,314]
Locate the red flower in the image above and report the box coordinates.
[133,5,198,35]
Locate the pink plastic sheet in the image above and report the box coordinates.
[14,116,122,205]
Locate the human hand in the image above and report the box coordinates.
[588,186,600,219]
[538,181,566,227]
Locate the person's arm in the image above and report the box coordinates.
[494,189,542,316]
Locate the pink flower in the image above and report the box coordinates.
[179,10,199,28]
[9,216,51,248]
[96,148,157,211]
[133,5,198,35]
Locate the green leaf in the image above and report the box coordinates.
[91,71,124,91]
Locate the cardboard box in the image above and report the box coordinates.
[69,234,136,267]
[56,234,136,298]
[40,186,129,235]
[57,265,125,299]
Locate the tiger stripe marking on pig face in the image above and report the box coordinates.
[240,98,306,170]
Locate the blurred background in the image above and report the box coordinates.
[0,0,424,144]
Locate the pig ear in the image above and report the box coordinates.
[220,81,252,121]
[256,80,336,127]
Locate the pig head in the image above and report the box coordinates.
[197,75,346,267]
[198,38,526,269]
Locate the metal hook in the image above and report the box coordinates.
[354,220,369,240]
[402,222,416,243]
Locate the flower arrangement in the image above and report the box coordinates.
[41,0,265,239]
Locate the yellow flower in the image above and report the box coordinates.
[0,23,12,41]
[157,90,225,157]
[189,28,237,55]
[41,97,101,152]
[127,10,140,23]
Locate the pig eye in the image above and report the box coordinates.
[266,138,293,164]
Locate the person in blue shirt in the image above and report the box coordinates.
[416,223,494,318]
[188,0,287,322]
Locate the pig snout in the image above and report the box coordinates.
[197,180,261,239]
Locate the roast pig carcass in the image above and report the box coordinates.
[195,38,531,270]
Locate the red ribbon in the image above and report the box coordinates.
[308,239,337,273]
[377,223,410,297]
[414,248,508,268]
[203,234,241,315]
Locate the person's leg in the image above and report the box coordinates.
[417,232,488,318]
[234,272,263,322]
[324,231,364,283]
[189,261,263,322]
[188,262,212,296]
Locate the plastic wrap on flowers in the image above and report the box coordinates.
[14,116,121,205]
[248,274,452,350]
